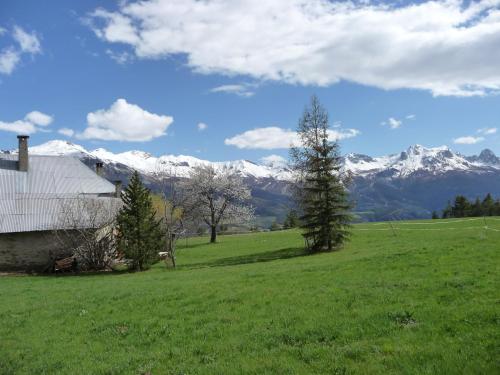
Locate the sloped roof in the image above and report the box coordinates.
[0,155,118,234]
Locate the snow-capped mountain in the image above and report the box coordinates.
[344,144,499,178]
[18,140,499,180]
[24,140,294,180]
[4,140,498,222]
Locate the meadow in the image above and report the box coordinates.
[1,218,499,374]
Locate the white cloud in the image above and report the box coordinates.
[25,111,53,126]
[89,0,500,97]
[382,114,415,129]
[210,84,256,97]
[89,9,140,45]
[0,26,41,75]
[329,128,360,142]
[0,48,20,75]
[453,136,485,145]
[225,127,296,149]
[0,110,53,135]
[0,120,37,134]
[478,127,497,135]
[260,154,287,167]
[225,126,359,150]
[12,26,41,54]
[197,122,207,131]
[387,118,402,129]
[58,128,75,137]
[78,98,173,142]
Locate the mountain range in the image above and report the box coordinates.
[3,140,499,224]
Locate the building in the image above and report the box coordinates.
[0,136,121,272]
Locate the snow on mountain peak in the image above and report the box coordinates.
[13,139,498,181]
[27,140,90,157]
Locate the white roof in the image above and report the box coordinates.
[0,155,117,233]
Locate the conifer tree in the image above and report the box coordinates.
[283,209,300,228]
[451,195,470,218]
[290,95,352,252]
[470,197,482,217]
[495,199,500,216]
[442,201,453,218]
[116,171,164,271]
[482,193,495,216]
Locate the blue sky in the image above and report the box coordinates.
[0,0,499,162]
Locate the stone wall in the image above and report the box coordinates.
[0,231,73,272]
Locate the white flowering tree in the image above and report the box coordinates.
[183,165,254,243]
[55,196,122,270]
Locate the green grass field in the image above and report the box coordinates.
[1,218,499,374]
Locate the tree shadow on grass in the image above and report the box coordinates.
[181,246,308,270]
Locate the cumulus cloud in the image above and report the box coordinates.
[25,111,53,126]
[88,0,500,97]
[453,136,485,145]
[210,84,256,97]
[58,128,75,137]
[0,120,37,134]
[0,25,41,75]
[0,110,53,135]
[78,98,173,142]
[225,126,359,150]
[225,127,296,149]
[197,122,207,131]
[478,127,497,135]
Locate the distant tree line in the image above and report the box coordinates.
[269,209,301,231]
[434,193,500,219]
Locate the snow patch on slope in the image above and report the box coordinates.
[18,140,499,181]
[25,140,293,180]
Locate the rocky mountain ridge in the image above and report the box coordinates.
[3,140,499,223]
[9,140,499,180]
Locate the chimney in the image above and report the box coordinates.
[95,162,104,177]
[17,135,29,172]
[114,180,122,198]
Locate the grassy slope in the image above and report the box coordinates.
[1,218,499,374]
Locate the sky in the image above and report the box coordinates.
[0,0,499,164]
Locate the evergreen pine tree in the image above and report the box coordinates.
[451,195,470,218]
[431,211,439,219]
[494,198,500,216]
[283,209,300,229]
[482,193,494,216]
[442,201,452,219]
[290,95,352,252]
[471,197,483,217]
[116,171,164,271]
[289,209,300,228]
